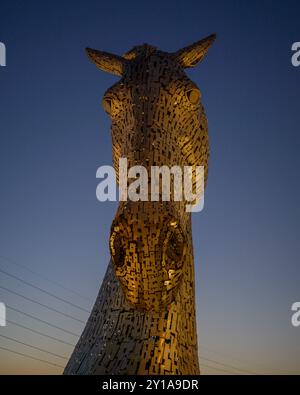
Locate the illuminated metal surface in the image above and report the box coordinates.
[64,34,215,375]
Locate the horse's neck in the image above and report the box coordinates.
[64,237,199,375]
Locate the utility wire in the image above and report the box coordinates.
[0,316,276,375]
[201,356,259,375]
[0,257,281,375]
[0,267,90,313]
[7,319,76,347]
[0,285,85,323]
[201,345,298,375]
[0,345,65,369]
[0,254,92,303]
[200,363,241,375]
[6,304,81,337]
[0,334,68,360]
[5,321,253,375]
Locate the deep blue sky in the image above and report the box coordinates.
[0,0,299,374]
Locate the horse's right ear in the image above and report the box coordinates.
[173,34,216,69]
[85,48,128,76]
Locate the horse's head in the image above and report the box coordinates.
[87,35,215,311]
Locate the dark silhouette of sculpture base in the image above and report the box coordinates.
[64,34,215,375]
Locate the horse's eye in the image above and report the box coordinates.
[187,89,200,105]
[102,97,112,114]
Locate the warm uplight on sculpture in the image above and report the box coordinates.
[64,34,216,375]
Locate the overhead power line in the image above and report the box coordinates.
[0,347,242,374]
[1,256,289,375]
[7,319,76,347]
[201,345,298,375]
[201,356,259,375]
[0,254,92,303]
[200,362,241,375]
[6,304,81,337]
[0,334,68,360]
[0,267,90,313]
[0,285,86,323]
[0,345,65,369]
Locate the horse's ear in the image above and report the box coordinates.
[85,48,128,76]
[173,34,216,68]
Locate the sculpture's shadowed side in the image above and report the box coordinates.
[64,34,215,375]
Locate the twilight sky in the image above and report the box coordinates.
[0,0,299,374]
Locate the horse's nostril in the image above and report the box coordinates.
[110,230,126,268]
[166,232,183,260]
[164,223,185,269]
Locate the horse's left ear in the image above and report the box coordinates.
[85,48,128,76]
[173,33,216,68]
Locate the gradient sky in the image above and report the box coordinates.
[0,0,299,374]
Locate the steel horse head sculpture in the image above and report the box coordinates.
[64,34,215,375]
